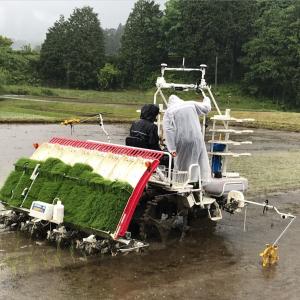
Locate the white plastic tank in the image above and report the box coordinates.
[52,200,64,224]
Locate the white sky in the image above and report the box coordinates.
[0,0,166,44]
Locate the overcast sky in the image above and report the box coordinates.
[0,0,166,45]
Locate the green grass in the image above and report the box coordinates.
[231,111,300,132]
[0,84,299,131]
[1,84,156,104]
[1,83,280,109]
[0,98,139,123]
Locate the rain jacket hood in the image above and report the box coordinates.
[168,95,184,107]
[140,104,159,122]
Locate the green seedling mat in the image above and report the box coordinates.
[0,158,133,233]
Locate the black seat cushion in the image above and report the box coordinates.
[125,136,148,149]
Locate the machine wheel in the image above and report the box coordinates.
[138,193,189,243]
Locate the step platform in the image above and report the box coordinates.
[203,176,248,197]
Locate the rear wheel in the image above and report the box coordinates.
[138,193,189,243]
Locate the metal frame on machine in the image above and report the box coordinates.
[150,62,221,210]
[153,61,256,177]
[150,61,256,215]
[152,62,217,193]
[154,62,225,139]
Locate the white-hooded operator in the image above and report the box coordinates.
[163,94,212,183]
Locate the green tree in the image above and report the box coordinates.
[0,68,10,91]
[242,0,300,107]
[97,63,121,90]
[21,44,33,54]
[39,7,105,88]
[163,0,257,82]
[65,7,105,88]
[0,36,13,49]
[0,36,11,86]
[0,35,40,86]
[104,24,124,56]
[120,0,166,87]
[39,16,68,85]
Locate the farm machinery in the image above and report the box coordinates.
[0,63,295,264]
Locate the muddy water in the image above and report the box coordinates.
[0,124,300,299]
[1,123,300,185]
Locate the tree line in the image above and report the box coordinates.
[0,0,299,108]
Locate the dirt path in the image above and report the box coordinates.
[1,95,64,104]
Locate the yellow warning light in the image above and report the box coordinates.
[260,244,279,267]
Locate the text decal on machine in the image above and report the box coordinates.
[32,203,46,213]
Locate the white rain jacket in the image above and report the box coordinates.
[163,94,212,182]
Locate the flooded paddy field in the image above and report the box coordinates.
[1,123,300,185]
[0,124,300,299]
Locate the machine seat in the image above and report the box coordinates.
[203,177,248,197]
[125,136,148,149]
